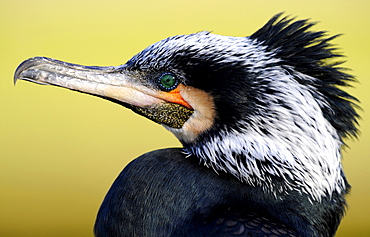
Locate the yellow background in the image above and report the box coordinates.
[1,0,369,236]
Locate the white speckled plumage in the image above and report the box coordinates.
[133,30,349,201]
[187,66,344,201]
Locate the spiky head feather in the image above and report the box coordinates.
[250,13,359,140]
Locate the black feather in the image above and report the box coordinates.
[250,13,359,140]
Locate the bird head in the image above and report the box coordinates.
[14,14,358,201]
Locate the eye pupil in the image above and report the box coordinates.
[158,73,178,91]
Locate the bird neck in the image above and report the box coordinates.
[185,70,346,202]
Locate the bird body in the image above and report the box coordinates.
[95,148,304,236]
[14,14,358,236]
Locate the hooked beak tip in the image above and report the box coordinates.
[14,57,48,85]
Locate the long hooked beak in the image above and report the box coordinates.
[14,57,165,107]
[14,57,193,128]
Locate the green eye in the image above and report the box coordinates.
[158,73,179,91]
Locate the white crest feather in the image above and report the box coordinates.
[188,67,344,201]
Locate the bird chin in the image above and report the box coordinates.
[163,111,213,144]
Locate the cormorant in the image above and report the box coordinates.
[14,14,358,237]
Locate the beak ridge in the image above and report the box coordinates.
[14,57,162,107]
